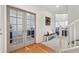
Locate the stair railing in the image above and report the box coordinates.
[59,18,79,52]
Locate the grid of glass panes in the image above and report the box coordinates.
[25,13,35,42]
[9,8,23,45]
[10,9,17,45]
[17,10,23,44]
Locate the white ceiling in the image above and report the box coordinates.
[35,5,68,14]
[56,14,68,21]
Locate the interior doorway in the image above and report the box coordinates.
[55,14,68,36]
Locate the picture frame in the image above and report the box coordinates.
[45,16,51,25]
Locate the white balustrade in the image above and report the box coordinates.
[61,18,79,52]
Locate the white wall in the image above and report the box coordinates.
[0,5,6,53]
[68,5,79,23]
[68,6,79,40]
[0,6,4,52]
[11,5,55,43]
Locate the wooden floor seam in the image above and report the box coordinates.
[13,43,56,53]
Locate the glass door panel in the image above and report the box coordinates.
[9,8,17,46]
[30,14,35,41]
[26,22,31,42]
[17,18,22,24]
[10,17,16,25]
[10,9,17,17]
[17,25,22,31]
[8,7,24,51]
[16,10,23,45]
[11,25,17,31]
[17,11,23,18]
[25,13,35,42]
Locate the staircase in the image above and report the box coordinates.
[59,18,79,52]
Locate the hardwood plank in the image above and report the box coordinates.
[36,43,55,53]
[14,43,55,53]
[15,47,31,53]
[27,44,46,53]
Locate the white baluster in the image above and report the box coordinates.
[74,24,76,47]
[59,26,62,52]
[66,28,69,48]
[69,27,72,48]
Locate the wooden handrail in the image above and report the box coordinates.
[68,18,79,27]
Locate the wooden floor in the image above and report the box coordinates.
[14,43,55,53]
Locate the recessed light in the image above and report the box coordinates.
[56,5,60,8]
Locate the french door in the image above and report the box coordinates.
[24,13,36,46]
[7,6,36,52]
